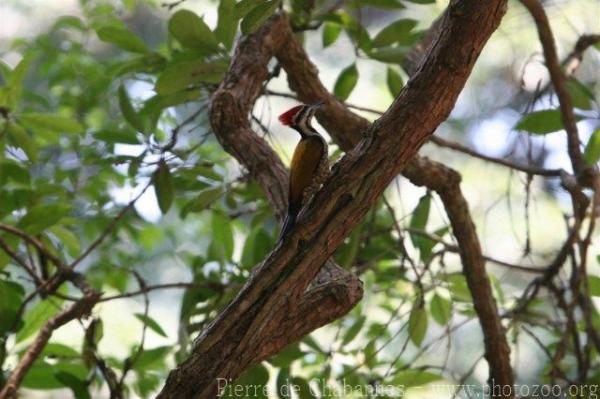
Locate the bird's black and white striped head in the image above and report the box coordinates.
[278,102,323,136]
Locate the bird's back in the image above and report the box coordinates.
[289,136,326,211]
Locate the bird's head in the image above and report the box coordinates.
[278,102,323,134]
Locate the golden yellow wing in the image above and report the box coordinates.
[289,137,325,211]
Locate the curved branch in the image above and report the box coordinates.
[200,9,363,372]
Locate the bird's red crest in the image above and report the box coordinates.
[278,105,304,126]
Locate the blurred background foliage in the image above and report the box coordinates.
[0,0,599,397]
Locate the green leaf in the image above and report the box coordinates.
[589,275,600,297]
[372,19,418,48]
[234,0,265,18]
[404,0,436,3]
[194,165,222,181]
[364,339,378,368]
[291,377,317,399]
[408,304,427,347]
[445,273,472,302]
[111,53,167,76]
[96,26,148,53]
[302,335,324,353]
[2,56,30,108]
[50,225,80,256]
[322,12,372,51]
[333,63,358,101]
[181,187,224,217]
[240,1,279,35]
[135,313,168,337]
[18,203,71,234]
[386,67,403,97]
[6,122,37,161]
[418,225,448,262]
[20,363,56,389]
[0,279,25,335]
[222,364,269,399]
[155,59,228,94]
[140,89,202,130]
[179,283,219,322]
[515,109,581,135]
[94,128,140,145]
[17,298,64,342]
[409,193,431,254]
[42,343,80,358]
[169,9,220,53]
[367,46,409,63]
[0,87,13,111]
[82,319,104,367]
[566,79,594,111]
[118,85,145,132]
[133,346,171,370]
[9,56,30,90]
[335,225,362,267]
[276,368,292,399]
[135,373,160,398]
[1,159,30,186]
[52,16,86,31]
[583,129,600,166]
[55,372,90,399]
[211,212,234,262]
[269,344,305,367]
[430,294,452,325]
[22,361,86,389]
[216,0,237,49]
[241,227,272,268]
[20,113,84,134]
[345,21,371,52]
[341,315,366,346]
[392,369,442,387]
[154,161,174,214]
[322,23,342,48]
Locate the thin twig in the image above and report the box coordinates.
[0,224,66,268]
[99,282,227,302]
[404,228,544,274]
[430,136,563,177]
[0,238,41,285]
[162,104,207,152]
[69,180,153,270]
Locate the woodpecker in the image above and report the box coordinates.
[278,102,329,240]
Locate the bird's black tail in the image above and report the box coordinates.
[278,206,299,242]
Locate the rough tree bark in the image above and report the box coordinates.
[158,1,509,397]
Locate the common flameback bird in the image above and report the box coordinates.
[278,102,329,240]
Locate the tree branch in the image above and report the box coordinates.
[519,0,586,177]
[0,290,101,399]
[429,136,563,177]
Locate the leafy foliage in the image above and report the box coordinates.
[333,63,358,101]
